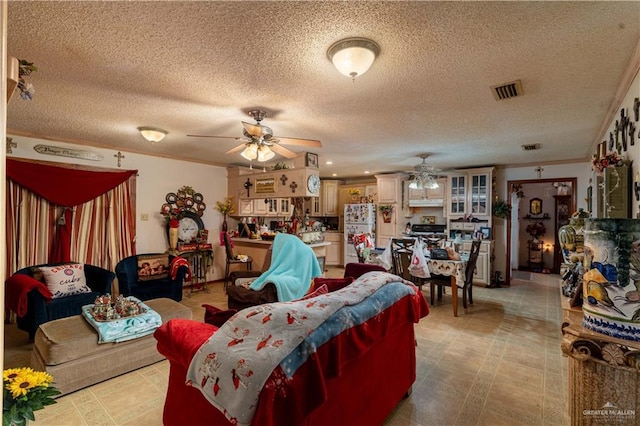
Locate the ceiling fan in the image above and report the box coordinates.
[187,109,322,162]
[408,154,441,189]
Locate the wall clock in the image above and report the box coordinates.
[307,174,320,194]
[168,210,204,243]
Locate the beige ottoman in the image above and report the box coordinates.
[30,298,192,396]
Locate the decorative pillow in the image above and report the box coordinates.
[312,277,353,293]
[300,284,328,300]
[202,304,238,328]
[39,264,91,299]
[137,254,169,281]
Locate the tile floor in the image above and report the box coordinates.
[4,268,568,425]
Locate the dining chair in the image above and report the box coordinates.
[427,239,481,315]
[223,232,253,289]
[390,238,423,289]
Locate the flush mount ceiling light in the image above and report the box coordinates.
[327,37,380,80]
[138,127,168,143]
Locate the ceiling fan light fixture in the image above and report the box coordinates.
[137,126,168,143]
[257,145,275,162]
[327,37,380,80]
[241,144,258,161]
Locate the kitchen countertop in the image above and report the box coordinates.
[233,237,330,247]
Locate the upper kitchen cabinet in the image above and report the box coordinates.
[407,178,446,207]
[447,167,494,219]
[376,173,406,204]
[321,180,340,216]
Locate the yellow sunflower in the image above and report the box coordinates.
[8,374,37,398]
[29,371,53,387]
[3,367,26,382]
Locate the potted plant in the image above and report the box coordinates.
[492,199,511,219]
[378,204,394,223]
[3,367,60,425]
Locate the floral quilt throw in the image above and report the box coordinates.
[186,271,416,425]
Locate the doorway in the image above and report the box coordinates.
[505,178,577,285]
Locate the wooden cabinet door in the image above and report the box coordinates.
[448,175,466,216]
[377,178,399,203]
[469,172,489,216]
[253,199,268,215]
[322,180,339,216]
[239,199,253,215]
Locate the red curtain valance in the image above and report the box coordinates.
[6,158,137,207]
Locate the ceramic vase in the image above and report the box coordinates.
[582,218,640,341]
[382,210,392,223]
[169,227,179,252]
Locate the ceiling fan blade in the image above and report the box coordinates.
[274,136,322,148]
[225,144,248,155]
[241,121,273,138]
[186,135,241,139]
[270,144,298,159]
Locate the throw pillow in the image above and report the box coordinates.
[312,277,354,293]
[202,304,238,328]
[300,283,328,300]
[137,254,169,281]
[39,264,91,299]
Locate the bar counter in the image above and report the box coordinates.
[231,237,330,272]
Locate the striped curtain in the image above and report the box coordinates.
[71,178,135,271]
[6,177,136,276]
[5,180,56,275]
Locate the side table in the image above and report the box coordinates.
[179,247,214,296]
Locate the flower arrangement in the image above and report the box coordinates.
[511,184,525,199]
[215,197,234,216]
[3,367,60,425]
[17,60,37,101]
[378,204,394,213]
[348,188,361,196]
[592,152,623,174]
[525,221,546,239]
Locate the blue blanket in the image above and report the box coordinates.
[81,297,162,344]
[249,233,322,301]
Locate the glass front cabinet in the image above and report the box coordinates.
[447,167,494,220]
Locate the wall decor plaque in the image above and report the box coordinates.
[255,178,275,193]
[34,144,103,161]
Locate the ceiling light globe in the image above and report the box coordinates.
[137,127,168,142]
[241,144,258,161]
[327,38,379,79]
[257,146,275,162]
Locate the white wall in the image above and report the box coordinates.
[7,135,229,280]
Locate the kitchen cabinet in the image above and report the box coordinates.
[321,180,340,216]
[324,232,341,266]
[461,240,493,285]
[253,199,268,215]
[447,167,494,219]
[375,173,406,247]
[239,199,253,215]
[265,198,292,217]
[227,166,321,203]
[407,178,446,201]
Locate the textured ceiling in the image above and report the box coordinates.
[6,1,640,178]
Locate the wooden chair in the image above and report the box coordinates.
[427,239,481,315]
[390,238,423,289]
[223,232,253,288]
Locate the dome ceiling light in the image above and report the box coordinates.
[138,127,168,143]
[327,37,380,80]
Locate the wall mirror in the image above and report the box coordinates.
[530,198,542,215]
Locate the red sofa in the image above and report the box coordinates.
[155,278,428,426]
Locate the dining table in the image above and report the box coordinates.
[423,256,468,316]
[373,244,469,316]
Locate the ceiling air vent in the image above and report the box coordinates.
[491,80,523,101]
[521,143,540,151]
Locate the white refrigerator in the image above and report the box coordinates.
[343,203,376,265]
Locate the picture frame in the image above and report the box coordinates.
[530,198,542,215]
[305,152,319,168]
[255,178,275,193]
[479,226,491,240]
[421,215,436,225]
